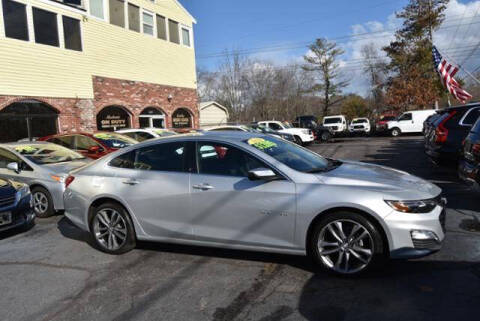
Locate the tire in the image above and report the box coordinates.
[294,135,303,145]
[321,132,331,142]
[31,186,54,218]
[90,202,136,254]
[391,128,401,137]
[309,211,386,276]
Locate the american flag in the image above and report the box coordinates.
[432,46,472,103]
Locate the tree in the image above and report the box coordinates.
[303,38,349,116]
[383,0,449,111]
[341,95,370,120]
[361,43,386,112]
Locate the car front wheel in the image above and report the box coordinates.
[391,128,401,137]
[32,186,54,218]
[309,212,386,275]
[90,202,136,254]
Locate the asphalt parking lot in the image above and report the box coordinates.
[1,136,479,321]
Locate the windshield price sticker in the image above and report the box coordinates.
[247,138,277,150]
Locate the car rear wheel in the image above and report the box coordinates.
[32,186,54,218]
[321,131,331,142]
[90,202,136,254]
[391,128,401,137]
[294,135,303,145]
[309,212,386,275]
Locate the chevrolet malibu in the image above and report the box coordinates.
[64,132,446,275]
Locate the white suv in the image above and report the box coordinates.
[349,118,371,135]
[257,121,314,145]
[322,115,348,134]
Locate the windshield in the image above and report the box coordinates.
[13,144,85,165]
[93,132,137,148]
[282,121,292,128]
[352,119,367,124]
[324,117,342,124]
[380,116,396,121]
[245,136,333,172]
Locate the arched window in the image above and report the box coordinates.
[172,108,192,129]
[0,100,59,142]
[139,107,165,128]
[97,106,131,131]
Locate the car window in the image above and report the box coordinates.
[93,133,137,148]
[323,118,341,124]
[246,136,329,172]
[197,142,265,177]
[269,123,282,130]
[110,142,187,172]
[76,135,101,151]
[398,113,412,121]
[123,131,154,142]
[12,144,85,164]
[472,117,480,133]
[462,108,480,126]
[47,136,74,148]
[0,148,21,168]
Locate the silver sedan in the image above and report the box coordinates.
[0,142,90,217]
[64,132,446,275]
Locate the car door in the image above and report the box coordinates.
[108,141,194,239]
[190,140,297,249]
[397,112,413,132]
[0,148,35,184]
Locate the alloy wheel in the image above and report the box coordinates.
[33,192,48,215]
[317,219,374,274]
[93,208,128,251]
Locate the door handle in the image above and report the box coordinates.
[192,183,214,191]
[122,179,140,185]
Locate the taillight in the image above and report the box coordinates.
[472,143,480,157]
[65,176,75,188]
[435,111,457,144]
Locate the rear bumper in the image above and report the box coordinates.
[425,145,458,163]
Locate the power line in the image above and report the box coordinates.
[197,18,480,59]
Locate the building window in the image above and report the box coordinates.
[128,3,139,32]
[181,27,190,47]
[109,0,124,28]
[172,108,192,128]
[63,16,82,51]
[142,11,154,36]
[32,7,59,47]
[89,0,104,19]
[168,19,179,44]
[2,0,29,41]
[156,14,167,40]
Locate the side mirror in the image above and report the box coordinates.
[248,168,278,181]
[7,162,20,174]
[88,146,101,154]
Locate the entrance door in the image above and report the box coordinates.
[190,141,297,249]
[0,101,58,142]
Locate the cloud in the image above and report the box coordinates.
[340,0,480,96]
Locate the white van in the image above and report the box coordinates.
[322,115,347,134]
[387,109,436,137]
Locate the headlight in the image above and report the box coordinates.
[16,184,31,200]
[385,199,438,213]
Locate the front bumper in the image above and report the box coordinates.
[458,160,480,192]
[300,134,315,142]
[0,195,35,233]
[385,205,446,259]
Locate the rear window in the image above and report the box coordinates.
[462,108,480,126]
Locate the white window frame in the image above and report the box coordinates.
[87,0,108,21]
[141,9,154,36]
[180,24,192,48]
[62,14,84,52]
[0,0,33,42]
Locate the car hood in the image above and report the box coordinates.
[42,159,91,174]
[317,160,441,200]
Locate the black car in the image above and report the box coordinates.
[458,117,480,191]
[0,178,35,233]
[293,115,332,142]
[425,103,480,164]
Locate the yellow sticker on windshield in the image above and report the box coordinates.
[247,138,277,150]
[94,133,114,139]
[15,145,37,153]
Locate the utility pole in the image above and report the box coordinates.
[427,0,443,108]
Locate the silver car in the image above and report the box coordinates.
[0,142,89,217]
[64,132,446,275]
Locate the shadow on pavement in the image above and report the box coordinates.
[298,260,480,321]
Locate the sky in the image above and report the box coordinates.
[181,0,480,96]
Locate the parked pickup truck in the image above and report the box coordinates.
[293,115,333,142]
[257,121,314,145]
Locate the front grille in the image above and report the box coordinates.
[413,239,440,249]
[331,126,338,130]
[0,196,16,208]
[354,125,364,129]
[439,209,446,233]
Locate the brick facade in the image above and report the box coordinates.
[0,75,199,135]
